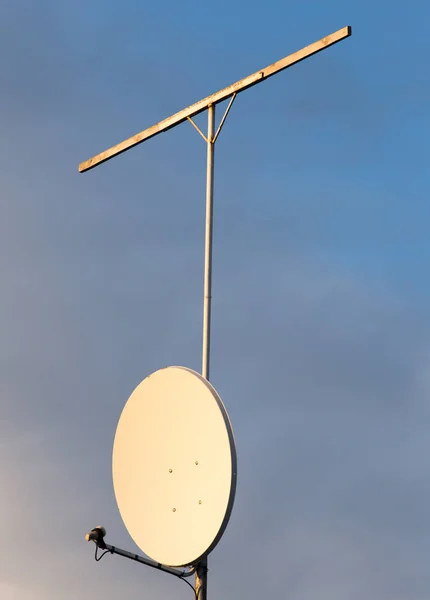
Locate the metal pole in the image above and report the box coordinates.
[102,543,195,578]
[196,103,215,600]
[202,103,215,382]
[195,557,208,600]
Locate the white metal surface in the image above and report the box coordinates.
[112,366,237,567]
[202,105,215,381]
[78,26,351,172]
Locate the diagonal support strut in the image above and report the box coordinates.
[213,93,236,143]
[187,116,208,142]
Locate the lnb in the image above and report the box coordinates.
[85,526,107,548]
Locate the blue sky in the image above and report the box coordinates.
[1,1,430,599]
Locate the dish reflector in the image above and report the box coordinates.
[112,366,237,567]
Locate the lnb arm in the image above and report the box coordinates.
[85,526,195,579]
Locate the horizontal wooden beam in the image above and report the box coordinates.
[79,25,351,173]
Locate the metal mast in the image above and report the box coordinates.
[78,25,352,600]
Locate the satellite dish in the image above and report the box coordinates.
[112,366,237,567]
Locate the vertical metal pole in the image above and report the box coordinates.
[196,103,215,600]
[202,103,215,382]
[195,557,208,600]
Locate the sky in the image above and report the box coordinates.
[1,0,430,598]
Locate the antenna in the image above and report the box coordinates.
[79,25,352,599]
[113,367,237,567]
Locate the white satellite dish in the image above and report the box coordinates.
[112,366,237,567]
